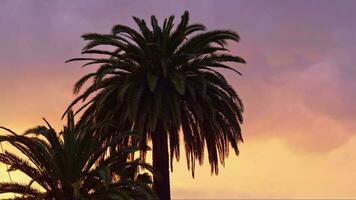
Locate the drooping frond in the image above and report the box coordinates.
[0,112,156,199]
[66,10,245,178]
[0,182,43,196]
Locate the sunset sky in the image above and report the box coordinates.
[1,0,356,198]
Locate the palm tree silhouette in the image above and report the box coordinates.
[0,111,157,200]
[65,11,245,200]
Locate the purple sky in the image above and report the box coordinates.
[1,0,356,198]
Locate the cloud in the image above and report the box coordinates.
[1,0,355,156]
[1,1,356,198]
[222,1,356,152]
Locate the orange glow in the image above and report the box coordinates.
[1,0,356,198]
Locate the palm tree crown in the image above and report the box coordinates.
[66,10,245,199]
[0,111,156,200]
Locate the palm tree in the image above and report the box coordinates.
[0,111,157,200]
[65,11,245,200]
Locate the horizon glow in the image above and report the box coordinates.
[1,0,356,198]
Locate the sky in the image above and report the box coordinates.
[1,0,356,198]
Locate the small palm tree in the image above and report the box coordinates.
[66,11,245,199]
[0,111,157,200]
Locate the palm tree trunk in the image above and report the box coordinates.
[62,183,75,200]
[152,126,171,200]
